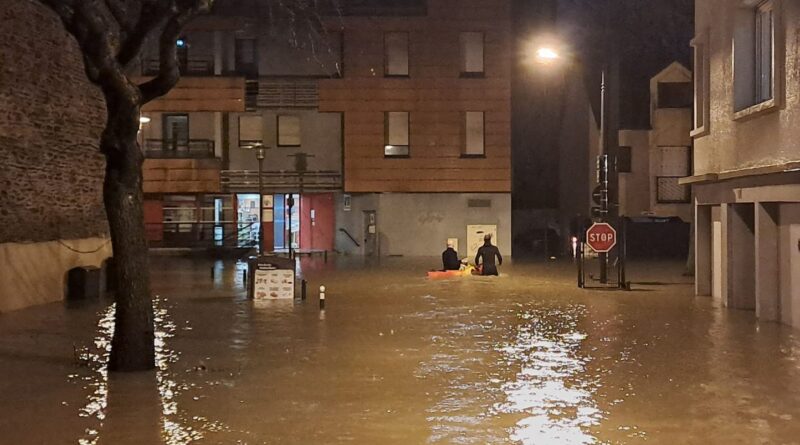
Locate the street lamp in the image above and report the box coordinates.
[247,142,270,256]
[533,45,612,284]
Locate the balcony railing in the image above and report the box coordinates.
[221,170,342,192]
[656,176,691,203]
[144,139,215,159]
[142,58,214,76]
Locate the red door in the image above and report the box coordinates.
[143,200,164,242]
[299,193,334,251]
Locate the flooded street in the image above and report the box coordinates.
[2,256,800,444]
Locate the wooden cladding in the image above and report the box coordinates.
[143,158,221,194]
[137,77,246,112]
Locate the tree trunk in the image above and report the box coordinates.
[103,104,155,372]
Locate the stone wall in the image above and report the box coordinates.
[0,0,107,243]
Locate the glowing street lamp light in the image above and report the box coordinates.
[535,47,560,63]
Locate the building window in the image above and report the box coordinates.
[617,146,632,173]
[463,111,485,156]
[238,115,263,148]
[657,82,692,108]
[163,114,189,150]
[277,115,301,147]
[691,33,710,136]
[384,32,409,77]
[235,38,258,77]
[460,32,484,77]
[733,0,780,115]
[384,112,409,157]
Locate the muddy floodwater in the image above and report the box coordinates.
[2,256,800,444]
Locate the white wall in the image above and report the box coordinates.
[336,193,512,258]
[694,0,800,175]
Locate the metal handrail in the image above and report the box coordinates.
[338,228,360,247]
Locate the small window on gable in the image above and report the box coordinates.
[385,112,409,157]
[463,111,485,156]
[460,32,484,77]
[733,0,779,115]
[385,32,409,77]
[277,115,301,147]
[657,82,693,108]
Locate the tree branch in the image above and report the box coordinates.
[117,2,170,67]
[138,13,187,104]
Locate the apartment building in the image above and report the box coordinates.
[617,62,693,223]
[136,14,343,253]
[321,0,513,257]
[683,0,800,326]
[139,0,512,258]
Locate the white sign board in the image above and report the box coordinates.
[253,268,294,300]
[466,225,497,261]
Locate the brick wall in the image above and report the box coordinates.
[0,0,108,243]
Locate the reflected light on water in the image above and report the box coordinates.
[494,307,602,445]
[74,299,208,445]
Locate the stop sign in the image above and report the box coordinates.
[586,222,617,253]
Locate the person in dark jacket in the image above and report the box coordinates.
[442,241,461,270]
[475,234,502,276]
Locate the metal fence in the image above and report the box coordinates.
[144,139,215,159]
[220,170,342,193]
[656,176,691,203]
[146,222,259,249]
[142,58,214,76]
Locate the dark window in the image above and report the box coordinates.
[163,114,189,150]
[235,38,258,77]
[176,37,189,73]
[617,146,632,173]
[657,82,693,108]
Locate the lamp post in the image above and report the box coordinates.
[249,143,269,256]
[533,45,612,284]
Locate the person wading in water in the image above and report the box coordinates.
[475,233,502,276]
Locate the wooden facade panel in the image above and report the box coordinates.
[319,0,511,194]
[143,158,221,194]
[136,76,246,112]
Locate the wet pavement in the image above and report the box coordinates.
[1,256,800,444]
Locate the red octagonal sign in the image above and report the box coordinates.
[586,222,617,253]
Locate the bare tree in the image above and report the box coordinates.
[36,0,329,372]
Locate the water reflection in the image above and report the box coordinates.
[73,298,217,444]
[494,306,603,444]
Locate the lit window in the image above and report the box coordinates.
[464,111,484,156]
[384,32,409,76]
[385,112,409,157]
[733,0,779,113]
[277,115,301,147]
[460,32,484,77]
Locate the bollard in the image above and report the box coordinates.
[242,269,247,286]
[319,285,326,309]
[324,250,328,263]
[210,266,215,279]
[301,280,307,301]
